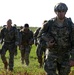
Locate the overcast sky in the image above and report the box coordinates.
[0,0,74,27]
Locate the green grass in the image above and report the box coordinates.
[0,45,74,75]
[0,45,46,75]
[0,27,74,75]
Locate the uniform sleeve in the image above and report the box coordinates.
[0,28,5,44]
[33,27,41,43]
[19,30,22,45]
[29,30,34,45]
[70,23,74,60]
[1,28,4,39]
[15,28,20,45]
[34,27,41,38]
[38,22,49,38]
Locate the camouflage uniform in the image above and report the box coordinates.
[34,27,41,46]
[40,3,74,75]
[1,24,19,71]
[34,27,46,67]
[20,24,33,66]
[13,25,18,56]
[34,20,48,67]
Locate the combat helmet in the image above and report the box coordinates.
[54,2,68,12]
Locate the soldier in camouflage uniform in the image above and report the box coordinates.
[34,27,41,46]
[0,25,7,55]
[19,23,33,66]
[39,2,74,75]
[1,19,19,71]
[34,20,48,68]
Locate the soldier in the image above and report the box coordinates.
[20,26,23,30]
[19,23,34,66]
[34,20,47,46]
[40,2,74,75]
[34,20,48,68]
[34,27,41,46]
[13,24,17,28]
[0,25,7,44]
[1,19,19,71]
[0,25,7,55]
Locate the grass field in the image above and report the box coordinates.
[0,27,74,75]
[0,45,46,75]
[0,46,74,75]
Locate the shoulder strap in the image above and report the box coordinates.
[67,18,73,33]
[47,19,55,33]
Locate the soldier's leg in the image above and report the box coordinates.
[14,45,17,56]
[1,44,8,69]
[9,45,15,71]
[38,56,43,67]
[36,44,43,67]
[44,53,57,75]
[20,46,25,64]
[24,46,31,66]
[21,50,25,64]
[42,47,46,63]
[56,62,61,75]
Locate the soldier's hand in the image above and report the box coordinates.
[69,60,74,66]
[46,39,55,48]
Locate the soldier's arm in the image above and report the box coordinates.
[37,22,49,39]
[19,30,23,45]
[34,27,41,45]
[70,23,74,66]
[34,27,41,38]
[33,28,39,44]
[29,31,34,45]
[41,33,55,48]
[0,29,4,44]
[15,28,19,45]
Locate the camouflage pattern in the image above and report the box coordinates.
[20,28,33,66]
[34,27,47,67]
[36,43,46,67]
[20,45,31,65]
[1,26,19,71]
[34,27,41,46]
[54,2,68,12]
[13,26,21,56]
[40,17,74,75]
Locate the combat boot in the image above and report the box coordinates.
[9,68,13,72]
[38,57,43,68]
[40,62,43,68]
[4,61,8,69]
[21,60,24,64]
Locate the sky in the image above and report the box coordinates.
[0,0,74,27]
